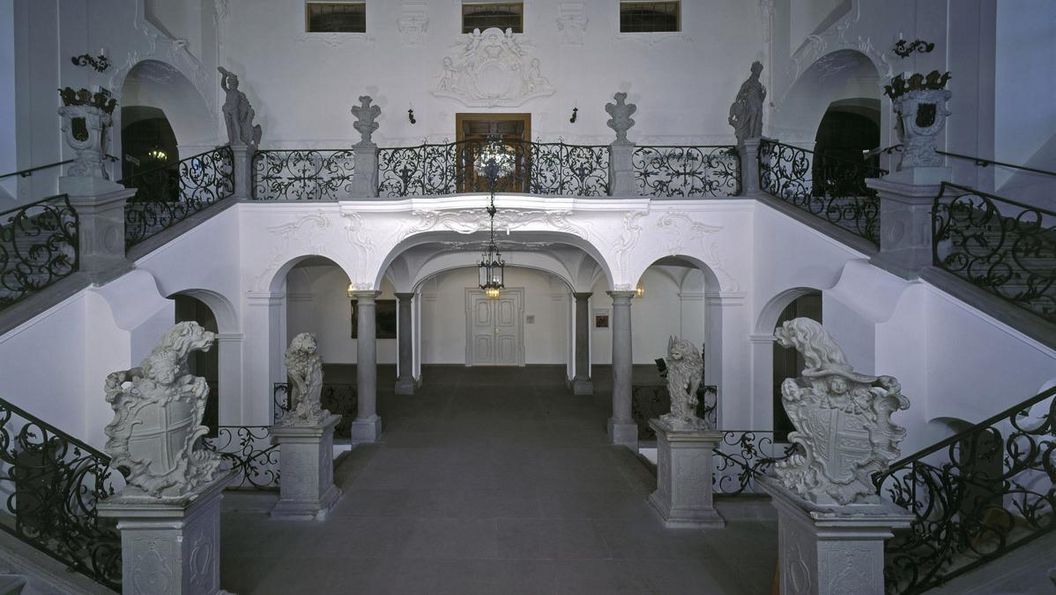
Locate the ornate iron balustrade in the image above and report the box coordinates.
[631,384,717,440]
[874,386,1056,595]
[201,426,279,490]
[377,139,609,198]
[933,182,1055,323]
[253,149,356,200]
[273,382,358,439]
[633,145,740,197]
[0,396,121,590]
[758,139,884,245]
[123,146,235,248]
[712,430,796,496]
[0,194,79,310]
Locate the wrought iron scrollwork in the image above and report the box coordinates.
[630,384,718,440]
[712,430,797,496]
[0,397,121,589]
[0,195,79,310]
[527,142,609,196]
[274,382,358,440]
[874,386,1056,595]
[932,182,1055,323]
[123,146,235,248]
[633,145,740,197]
[252,149,356,200]
[201,426,279,490]
[758,140,883,245]
[377,142,462,197]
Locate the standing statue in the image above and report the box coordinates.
[660,336,706,429]
[279,333,329,426]
[773,318,910,505]
[104,322,225,498]
[351,95,381,145]
[218,66,262,149]
[728,61,766,143]
[605,92,637,144]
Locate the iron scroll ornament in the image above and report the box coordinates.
[253,149,356,201]
[0,194,79,310]
[633,145,741,198]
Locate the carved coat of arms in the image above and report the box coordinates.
[433,27,555,107]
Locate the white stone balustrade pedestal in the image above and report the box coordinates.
[760,476,912,595]
[98,470,234,595]
[648,419,725,529]
[270,414,342,521]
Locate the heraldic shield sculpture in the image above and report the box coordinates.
[660,336,707,429]
[773,318,910,505]
[104,322,225,498]
[278,332,331,426]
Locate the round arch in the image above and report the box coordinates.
[410,251,577,294]
[117,59,217,155]
[266,254,357,296]
[755,286,825,335]
[167,287,239,335]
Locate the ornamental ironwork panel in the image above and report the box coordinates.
[252,149,356,201]
[0,194,78,310]
[527,142,609,196]
[273,382,357,439]
[633,145,740,197]
[933,182,1056,323]
[874,386,1056,595]
[758,140,883,245]
[377,142,463,197]
[201,426,279,490]
[712,430,797,496]
[123,146,235,248]
[0,397,121,590]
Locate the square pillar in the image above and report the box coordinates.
[571,292,593,395]
[648,419,725,528]
[270,414,342,520]
[737,138,761,196]
[230,144,254,200]
[866,168,949,279]
[608,142,637,197]
[394,292,415,395]
[351,142,379,198]
[98,472,234,595]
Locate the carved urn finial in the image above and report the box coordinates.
[659,336,706,429]
[279,333,330,426]
[351,95,381,146]
[884,70,952,170]
[58,87,117,179]
[605,92,637,145]
[772,318,910,505]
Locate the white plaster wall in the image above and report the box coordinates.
[0,0,15,201]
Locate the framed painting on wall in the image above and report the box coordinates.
[594,310,609,328]
[351,299,398,339]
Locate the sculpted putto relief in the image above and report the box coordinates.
[433,27,555,107]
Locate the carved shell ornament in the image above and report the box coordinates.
[433,27,555,107]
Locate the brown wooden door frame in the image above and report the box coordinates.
[455,112,531,142]
[455,113,532,193]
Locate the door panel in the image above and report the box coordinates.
[466,289,524,366]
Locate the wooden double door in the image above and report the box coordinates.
[465,288,524,366]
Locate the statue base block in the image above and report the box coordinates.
[607,418,638,450]
[271,414,342,521]
[759,475,913,595]
[571,378,594,395]
[98,470,235,595]
[394,378,416,395]
[350,414,382,443]
[648,419,725,528]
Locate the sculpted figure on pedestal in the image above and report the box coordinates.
[773,318,910,505]
[605,92,637,144]
[104,322,225,498]
[279,332,330,426]
[728,61,766,143]
[218,66,262,149]
[351,96,381,145]
[660,336,706,429]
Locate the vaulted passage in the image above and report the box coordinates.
[219,366,777,594]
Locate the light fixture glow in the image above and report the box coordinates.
[478,136,506,300]
[635,282,645,298]
[346,283,355,299]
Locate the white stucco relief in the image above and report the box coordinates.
[433,27,555,107]
[248,211,335,291]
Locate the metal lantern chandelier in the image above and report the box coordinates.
[478,141,506,299]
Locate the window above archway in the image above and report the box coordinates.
[306,1,366,33]
[462,2,524,33]
[620,1,680,33]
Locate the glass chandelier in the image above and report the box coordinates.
[478,143,505,299]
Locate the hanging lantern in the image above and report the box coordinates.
[477,146,506,299]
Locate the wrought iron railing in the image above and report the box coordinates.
[0,396,121,589]
[758,139,885,245]
[252,149,356,201]
[123,146,235,248]
[377,139,609,198]
[933,182,1055,323]
[874,386,1056,594]
[273,382,358,439]
[631,384,717,440]
[712,430,796,496]
[633,145,740,198]
[0,195,79,310]
[201,426,279,490]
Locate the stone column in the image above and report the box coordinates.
[760,476,912,595]
[608,142,637,197]
[571,292,593,395]
[351,142,379,198]
[59,176,135,283]
[866,167,950,278]
[737,138,761,196]
[649,419,725,528]
[98,472,234,595]
[270,414,342,520]
[351,290,381,442]
[394,292,415,395]
[229,143,255,200]
[607,290,637,449]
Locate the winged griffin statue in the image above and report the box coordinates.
[104,322,225,498]
[773,318,910,505]
[278,332,330,426]
[660,336,706,429]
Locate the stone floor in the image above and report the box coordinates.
[220,365,778,594]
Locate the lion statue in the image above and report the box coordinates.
[660,336,706,429]
[773,317,864,379]
[279,332,329,426]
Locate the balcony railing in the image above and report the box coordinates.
[933,182,1055,323]
[712,430,796,496]
[201,426,279,490]
[253,149,356,201]
[123,146,235,248]
[0,194,79,309]
[633,145,740,197]
[758,139,885,245]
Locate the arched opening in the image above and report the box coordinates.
[120,106,179,180]
[813,98,882,180]
[118,59,217,158]
[771,291,822,441]
[172,293,219,434]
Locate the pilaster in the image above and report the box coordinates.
[394,292,415,395]
[571,291,593,395]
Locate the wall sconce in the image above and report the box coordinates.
[569,107,578,124]
[71,49,110,72]
[407,108,416,124]
[346,283,355,299]
[893,39,934,58]
[635,282,645,298]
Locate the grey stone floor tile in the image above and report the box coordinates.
[399,517,500,559]
[497,518,610,560]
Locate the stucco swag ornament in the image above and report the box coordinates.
[660,336,706,429]
[605,92,637,144]
[728,61,766,143]
[351,95,381,145]
[278,333,331,426]
[104,322,226,498]
[773,318,909,505]
[218,66,262,149]
[433,27,555,107]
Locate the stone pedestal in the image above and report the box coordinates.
[760,476,912,595]
[394,292,415,395]
[229,144,254,200]
[737,138,761,196]
[608,142,637,197]
[270,414,342,520]
[648,419,725,528]
[866,168,949,279]
[98,471,234,595]
[351,142,379,198]
[60,176,134,283]
[571,292,593,395]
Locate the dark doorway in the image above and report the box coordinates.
[120,106,179,180]
[174,294,220,436]
[455,113,531,192]
[773,292,822,442]
[812,99,881,195]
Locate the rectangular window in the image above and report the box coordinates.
[619,1,680,33]
[462,2,524,34]
[306,2,366,33]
